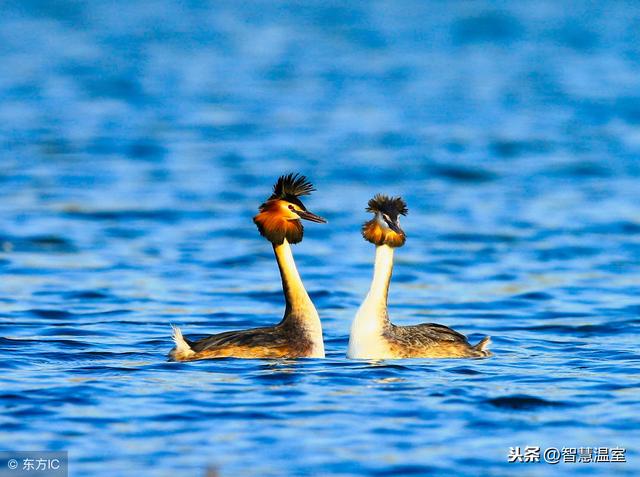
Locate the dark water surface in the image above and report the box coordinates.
[1,1,640,476]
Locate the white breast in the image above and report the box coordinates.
[347,302,390,359]
[347,244,396,359]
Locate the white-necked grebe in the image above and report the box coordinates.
[347,194,491,359]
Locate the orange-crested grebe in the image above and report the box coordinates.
[169,173,327,361]
[347,194,491,359]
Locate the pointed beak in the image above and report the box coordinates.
[385,219,403,234]
[296,209,327,223]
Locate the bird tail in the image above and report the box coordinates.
[473,336,492,357]
[169,324,196,361]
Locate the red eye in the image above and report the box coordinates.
[288,205,295,210]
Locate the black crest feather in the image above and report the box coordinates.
[269,173,316,201]
[366,194,408,217]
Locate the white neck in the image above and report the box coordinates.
[347,244,394,358]
[273,240,324,357]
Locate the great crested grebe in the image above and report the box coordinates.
[169,173,327,361]
[347,194,492,359]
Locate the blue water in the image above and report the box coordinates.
[1,1,639,476]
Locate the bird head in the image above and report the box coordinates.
[362,194,407,247]
[253,173,326,245]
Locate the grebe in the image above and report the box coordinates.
[169,173,327,361]
[347,194,491,359]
